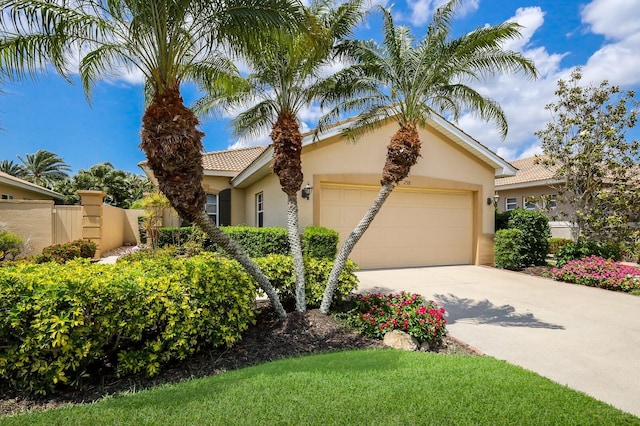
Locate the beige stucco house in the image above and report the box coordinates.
[142,115,516,269]
[0,171,63,201]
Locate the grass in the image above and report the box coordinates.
[2,350,638,426]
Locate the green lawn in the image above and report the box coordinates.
[2,350,637,426]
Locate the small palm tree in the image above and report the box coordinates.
[318,1,538,313]
[0,0,304,319]
[0,159,24,177]
[17,150,71,188]
[195,0,364,312]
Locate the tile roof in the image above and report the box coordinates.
[495,156,559,186]
[201,146,266,172]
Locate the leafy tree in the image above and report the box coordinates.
[0,159,24,177]
[195,0,364,313]
[16,149,70,188]
[52,163,154,208]
[0,0,305,319]
[535,69,640,244]
[318,1,537,313]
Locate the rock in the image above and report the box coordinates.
[383,330,419,351]
[419,341,430,352]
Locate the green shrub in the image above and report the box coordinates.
[35,240,97,264]
[494,229,526,270]
[0,228,24,261]
[255,254,358,308]
[0,254,255,394]
[223,226,289,257]
[116,246,178,263]
[507,210,551,266]
[302,226,339,259]
[548,238,573,255]
[495,210,513,232]
[555,239,622,267]
[342,292,447,347]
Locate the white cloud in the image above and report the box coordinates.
[406,0,479,27]
[581,0,640,40]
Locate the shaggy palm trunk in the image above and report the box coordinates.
[320,124,422,314]
[140,88,286,320]
[193,211,287,319]
[271,112,306,312]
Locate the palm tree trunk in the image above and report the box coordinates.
[319,183,394,314]
[286,193,306,312]
[193,211,287,320]
[140,88,286,320]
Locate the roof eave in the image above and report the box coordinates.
[495,178,565,190]
[0,175,63,199]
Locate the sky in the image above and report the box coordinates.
[0,0,639,175]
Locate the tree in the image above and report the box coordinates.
[0,159,24,177]
[0,0,304,319]
[317,1,537,313]
[17,149,71,188]
[52,162,154,208]
[535,69,640,244]
[195,0,364,313]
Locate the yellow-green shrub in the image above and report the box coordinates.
[0,254,255,394]
[255,254,359,308]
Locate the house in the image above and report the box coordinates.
[141,114,516,269]
[0,171,63,201]
[494,156,575,239]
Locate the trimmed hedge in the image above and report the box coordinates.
[0,254,256,394]
[302,226,339,259]
[35,240,97,264]
[506,210,551,267]
[494,229,526,270]
[548,238,573,255]
[158,225,340,259]
[255,254,358,308]
[555,239,622,267]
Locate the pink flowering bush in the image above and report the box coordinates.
[551,256,640,292]
[343,292,447,346]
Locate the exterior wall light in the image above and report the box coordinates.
[301,183,313,200]
[493,192,500,207]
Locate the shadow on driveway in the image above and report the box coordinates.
[434,293,564,330]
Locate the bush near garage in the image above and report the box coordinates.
[302,226,339,259]
[0,254,256,394]
[506,209,551,266]
[494,228,526,270]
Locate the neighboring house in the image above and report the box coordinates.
[494,156,564,215]
[141,114,516,269]
[0,171,63,201]
[494,156,575,239]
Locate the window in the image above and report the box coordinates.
[523,196,537,211]
[256,192,264,228]
[1,194,14,200]
[505,197,517,211]
[547,194,558,210]
[205,193,218,225]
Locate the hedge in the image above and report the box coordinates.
[35,240,97,264]
[158,225,339,259]
[494,229,526,270]
[506,209,551,267]
[0,255,256,394]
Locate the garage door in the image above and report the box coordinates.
[320,184,473,269]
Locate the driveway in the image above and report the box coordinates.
[356,265,640,417]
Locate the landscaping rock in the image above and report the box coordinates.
[383,330,419,351]
[419,341,430,352]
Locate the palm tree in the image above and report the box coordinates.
[318,1,538,313]
[0,159,24,177]
[17,149,71,188]
[0,0,304,319]
[195,0,364,313]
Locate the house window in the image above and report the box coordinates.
[546,195,557,210]
[523,196,537,211]
[1,194,14,200]
[205,193,218,225]
[256,192,264,228]
[505,198,517,211]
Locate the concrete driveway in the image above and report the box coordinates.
[356,265,640,417]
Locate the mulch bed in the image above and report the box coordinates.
[1,301,480,417]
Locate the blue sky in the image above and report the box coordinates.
[1,0,639,175]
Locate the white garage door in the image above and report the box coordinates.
[320,184,473,269]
